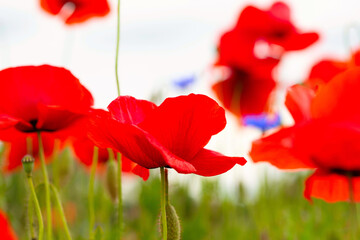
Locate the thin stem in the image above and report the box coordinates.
[115,0,121,96]
[164,169,169,204]
[27,176,44,240]
[117,152,123,239]
[348,174,358,239]
[26,136,33,155]
[37,131,52,240]
[89,147,99,240]
[160,167,168,240]
[49,183,72,240]
[28,193,36,239]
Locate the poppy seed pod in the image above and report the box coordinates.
[159,203,181,240]
[21,154,34,177]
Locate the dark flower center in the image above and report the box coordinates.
[330,169,360,177]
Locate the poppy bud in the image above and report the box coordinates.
[22,154,34,177]
[159,203,181,240]
[105,160,118,202]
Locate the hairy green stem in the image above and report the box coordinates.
[28,190,36,239]
[49,183,72,240]
[37,131,52,240]
[117,152,123,239]
[27,176,44,240]
[89,147,98,240]
[115,0,121,96]
[160,167,168,240]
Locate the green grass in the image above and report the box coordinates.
[0,150,356,240]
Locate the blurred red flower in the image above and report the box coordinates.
[250,68,360,202]
[40,0,110,25]
[212,68,275,116]
[0,65,93,170]
[0,210,17,240]
[213,1,318,118]
[217,1,319,73]
[71,109,149,180]
[89,94,246,176]
[305,50,360,88]
[0,130,56,172]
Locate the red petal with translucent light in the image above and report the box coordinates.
[139,94,226,160]
[250,126,314,169]
[285,84,315,123]
[304,170,360,202]
[188,149,246,177]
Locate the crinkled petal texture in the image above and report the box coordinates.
[250,126,314,169]
[0,65,93,133]
[89,94,245,176]
[285,84,315,123]
[0,129,55,172]
[305,170,360,202]
[212,69,276,117]
[0,210,17,240]
[40,0,110,24]
[70,109,149,181]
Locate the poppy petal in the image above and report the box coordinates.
[2,132,55,172]
[304,170,360,202]
[65,2,110,25]
[89,115,196,173]
[250,126,314,169]
[285,84,315,123]
[132,164,150,181]
[108,96,156,124]
[0,65,93,132]
[311,68,360,122]
[188,148,246,176]
[139,94,226,160]
[282,32,319,51]
[0,210,17,240]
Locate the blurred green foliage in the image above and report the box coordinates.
[0,150,356,240]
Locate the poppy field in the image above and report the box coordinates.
[1,0,360,239]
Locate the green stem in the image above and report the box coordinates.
[28,191,36,239]
[348,174,358,239]
[115,0,121,96]
[160,167,168,240]
[37,131,52,240]
[49,183,72,240]
[89,147,98,240]
[26,136,33,155]
[164,168,169,204]
[117,152,123,239]
[27,176,44,240]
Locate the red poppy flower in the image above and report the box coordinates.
[0,65,92,172]
[71,109,150,180]
[212,68,276,117]
[40,0,110,25]
[217,2,319,72]
[89,94,246,176]
[0,129,56,172]
[0,65,93,135]
[0,210,17,240]
[250,68,360,202]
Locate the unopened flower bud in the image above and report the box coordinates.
[160,203,181,240]
[22,154,34,177]
[105,160,118,202]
